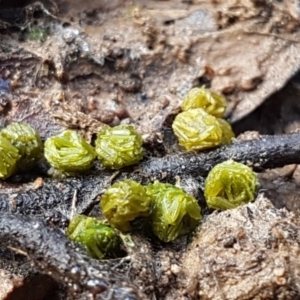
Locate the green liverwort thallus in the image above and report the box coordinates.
[1,122,43,171]
[0,135,20,179]
[173,87,235,151]
[67,215,121,259]
[44,130,96,174]
[181,86,226,118]
[95,125,144,169]
[101,179,152,231]
[146,181,202,242]
[204,160,259,210]
[172,108,223,151]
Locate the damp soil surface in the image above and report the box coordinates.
[1,1,300,299]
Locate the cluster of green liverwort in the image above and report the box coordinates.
[0,87,259,259]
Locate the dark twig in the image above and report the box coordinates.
[0,173,112,225]
[139,133,300,179]
[0,214,147,300]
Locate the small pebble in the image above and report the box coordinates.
[32,177,44,190]
[170,264,181,275]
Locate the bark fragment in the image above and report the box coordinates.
[139,132,300,180]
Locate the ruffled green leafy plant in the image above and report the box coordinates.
[95,125,144,169]
[172,108,223,151]
[67,215,121,259]
[44,130,96,174]
[173,86,235,151]
[101,179,152,231]
[204,160,259,210]
[1,122,43,171]
[181,86,226,118]
[0,135,20,179]
[146,181,202,242]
